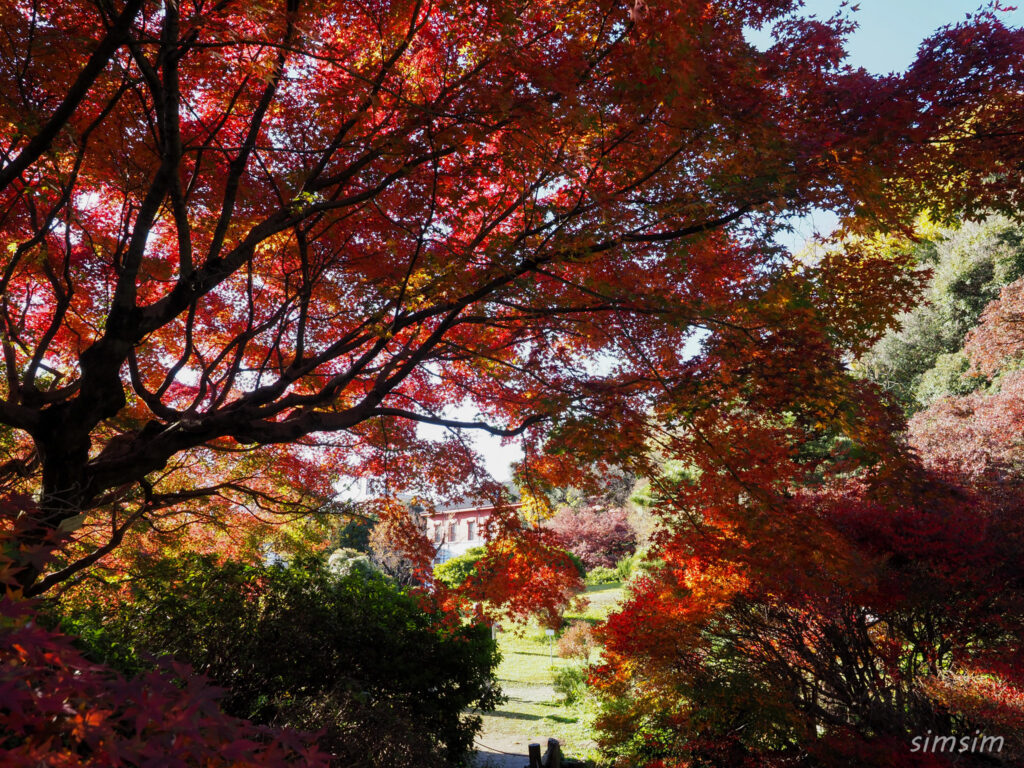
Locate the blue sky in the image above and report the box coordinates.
[772,1,1024,246]
[757,1,1024,74]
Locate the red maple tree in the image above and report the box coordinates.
[549,503,636,569]
[593,319,1024,765]
[0,0,1022,600]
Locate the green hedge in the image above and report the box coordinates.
[53,553,502,767]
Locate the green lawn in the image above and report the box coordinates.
[473,582,628,765]
[566,581,625,622]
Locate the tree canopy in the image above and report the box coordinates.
[862,215,1024,411]
[1,1,1023,594]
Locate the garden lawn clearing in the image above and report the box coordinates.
[472,582,626,765]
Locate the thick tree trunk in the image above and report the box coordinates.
[13,408,95,594]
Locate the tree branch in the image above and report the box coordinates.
[0,0,145,192]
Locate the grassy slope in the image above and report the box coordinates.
[567,582,625,622]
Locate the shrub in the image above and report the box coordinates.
[549,505,637,569]
[594,469,1024,768]
[585,566,619,586]
[433,545,486,587]
[557,620,597,662]
[614,553,637,581]
[565,550,586,577]
[1,596,324,768]
[327,546,377,577]
[553,665,588,705]
[53,553,502,768]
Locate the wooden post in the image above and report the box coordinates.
[528,742,542,768]
[543,738,562,768]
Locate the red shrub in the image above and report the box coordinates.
[557,620,597,661]
[548,505,636,570]
[0,596,327,768]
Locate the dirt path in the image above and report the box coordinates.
[472,677,578,765]
[471,748,528,768]
[472,685,549,759]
